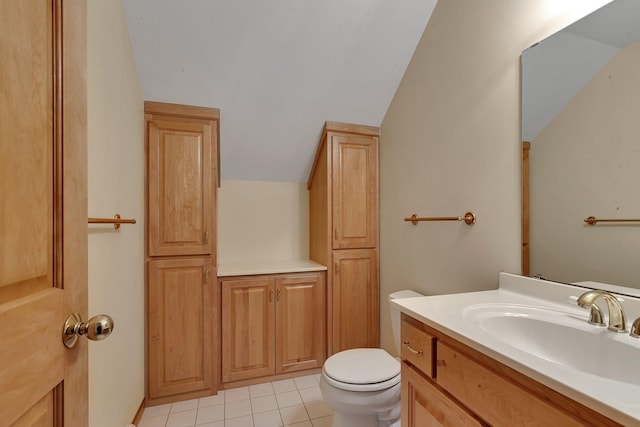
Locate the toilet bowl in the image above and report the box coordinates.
[320,290,423,427]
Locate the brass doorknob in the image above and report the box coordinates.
[63,313,114,348]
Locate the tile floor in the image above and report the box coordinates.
[138,374,333,427]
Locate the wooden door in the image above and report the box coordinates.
[275,273,325,374]
[147,118,214,256]
[221,277,275,382]
[0,1,87,425]
[332,249,378,352]
[401,363,483,427]
[331,133,378,249]
[147,258,215,399]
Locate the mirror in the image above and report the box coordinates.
[522,0,640,289]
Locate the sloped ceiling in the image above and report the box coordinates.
[522,0,640,142]
[122,0,437,182]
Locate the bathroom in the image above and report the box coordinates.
[3,0,638,426]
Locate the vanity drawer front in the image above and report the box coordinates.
[436,343,584,427]
[401,314,436,378]
[402,362,485,427]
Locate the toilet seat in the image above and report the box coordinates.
[322,348,401,392]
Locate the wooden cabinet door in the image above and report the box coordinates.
[402,363,484,427]
[148,258,215,399]
[147,118,215,256]
[275,273,326,374]
[222,277,275,382]
[331,133,378,249]
[436,343,584,427]
[332,249,378,352]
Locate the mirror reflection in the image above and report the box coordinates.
[522,0,640,288]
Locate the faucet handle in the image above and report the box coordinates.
[630,318,640,338]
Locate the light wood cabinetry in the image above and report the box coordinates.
[401,314,622,427]
[221,276,275,382]
[145,102,219,404]
[331,133,378,249]
[402,363,483,427]
[146,102,217,257]
[332,249,378,350]
[221,272,325,384]
[276,274,326,373]
[147,258,215,399]
[309,122,379,355]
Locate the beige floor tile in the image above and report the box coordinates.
[250,382,275,398]
[252,408,283,427]
[252,394,278,413]
[279,404,309,425]
[272,378,297,394]
[276,390,303,408]
[225,386,251,403]
[196,404,225,424]
[293,375,317,390]
[225,399,252,419]
[224,415,254,427]
[166,409,197,427]
[310,415,332,427]
[304,400,332,419]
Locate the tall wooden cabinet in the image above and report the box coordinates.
[308,122,379,354]
[145,102,219,404]
[220,272,326,384]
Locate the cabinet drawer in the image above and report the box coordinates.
[402,362,484,427]
[436,342,584,426]
[401,315,436,378]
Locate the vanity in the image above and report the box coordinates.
[393,273,640,426]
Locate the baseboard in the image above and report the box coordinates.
[131,398,145,426]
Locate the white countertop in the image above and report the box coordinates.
[392,273,640,426]
[217,259,327,277]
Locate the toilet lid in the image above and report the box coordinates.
[323,348,400,385]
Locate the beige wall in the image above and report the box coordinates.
[379,0,611,354]
[218,180,309,265]
[87,1,144,426]
[530,41,640,287]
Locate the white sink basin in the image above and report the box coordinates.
[463,303,640,385]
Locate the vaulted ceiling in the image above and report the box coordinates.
[122,0,438,182]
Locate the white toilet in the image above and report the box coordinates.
[319,290,423,427]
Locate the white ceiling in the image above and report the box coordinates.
[122,0,437,182]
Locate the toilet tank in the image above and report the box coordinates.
[388,290,424,354]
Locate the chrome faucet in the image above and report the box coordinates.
[576,290,627,333]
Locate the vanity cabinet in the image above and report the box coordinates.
[221,272,326,384]
[309,122,379,355]
[400,314,622,427]
[145,102,219,404]
[402,363,484,427]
